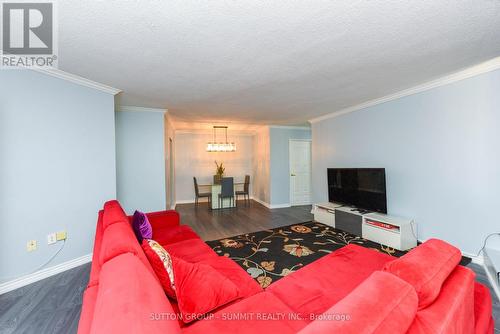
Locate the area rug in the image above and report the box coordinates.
[205,221,471,288]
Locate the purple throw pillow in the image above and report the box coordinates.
[132,210,153,243]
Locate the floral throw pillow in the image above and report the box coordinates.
[142,239,176,298]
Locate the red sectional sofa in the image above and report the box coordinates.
[78,200,494,334]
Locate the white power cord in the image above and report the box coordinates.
[473,233,500,257]
[0,240,66,281]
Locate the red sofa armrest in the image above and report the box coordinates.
[145,210,180,230]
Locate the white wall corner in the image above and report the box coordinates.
[309,56,500,124]
[0,253,92,295]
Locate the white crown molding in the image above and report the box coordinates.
[309,56,500,124]
[0,253,92,295]
[117,106,168,113]
[31,68,121,95]
[269,125,311,130]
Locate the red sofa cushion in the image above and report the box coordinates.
[77,285,98,334]
[166,256,263,328]
[200,256,263,299]
[155,225,199,246]
[406,265,475,333]
[383,238,461,309]
[267,244,394,319]
[90,253,181,334]
[99,221,140,263]
[99,220,157,278]
[173,256,240,324]
[142,239,177,298]
[164,238,219,263]
[298,271,418,334]
[146,209,180,230]
[182,292,308,334]
[88,210,104,287]
[102,200,128,229]
[474,282,494,334]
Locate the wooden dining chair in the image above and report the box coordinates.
[236,175,250,206]
[193,177,211,208]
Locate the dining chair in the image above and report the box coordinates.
[193,177,211,208]
[219,177,235,209]
[236,175,250,206]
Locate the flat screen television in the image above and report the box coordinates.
[327,168,387,213]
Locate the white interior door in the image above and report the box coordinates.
[290,140,312,206]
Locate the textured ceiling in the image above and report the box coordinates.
[59,0,500,124]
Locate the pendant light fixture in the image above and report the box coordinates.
[206,126,236,152]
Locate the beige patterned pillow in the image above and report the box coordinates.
[143,239,176,298]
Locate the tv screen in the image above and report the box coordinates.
[327,168,387,213]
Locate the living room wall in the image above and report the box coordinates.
[312,69,500,255]
[270,126,311,206]
[116,110,167,213]
[252,126,271,205]
[175,131,254,203]
[0,70,117,284]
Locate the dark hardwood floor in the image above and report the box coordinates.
[0,262,90,334]
[0,200,498,333]
[175,200,313,241]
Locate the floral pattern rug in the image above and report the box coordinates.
[206,221,471,288]
[205,221,411,288]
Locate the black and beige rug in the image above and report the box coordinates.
[206,221,470,288]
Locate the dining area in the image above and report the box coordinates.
[193,174,250,210]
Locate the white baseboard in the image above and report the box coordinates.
[175,199,198,205]
[462,251,484,265]
[269,203,291,209]
[251,197,271,208]
[251,197,291,209]
[0,253,92,295]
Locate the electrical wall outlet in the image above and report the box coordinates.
[56,230,67,241]
[27,240,37,252]
[47,233,57,245]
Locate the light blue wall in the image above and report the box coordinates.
[270,127,311,205]
[116,111,166,214]
[312,69,500,254]
[0,70,116,283]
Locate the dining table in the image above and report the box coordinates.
[198,179,244,210]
